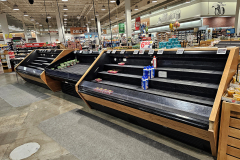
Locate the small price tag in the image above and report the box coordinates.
[123,58,127,61]
[133,50,139,54]
[24,67,26,70]
[112,50,117,54]
[33,70,35,73]
[176,49,184,54]
[89,50,93,54]
[74,51,77,54]
[217,48,227,54]
[139,49,145,54]
[157,49,164,54]
[107,50,111,54]
[158,71,167,78]
[148,50,154,54]
[79,50,83,53]
[120,50,125,54]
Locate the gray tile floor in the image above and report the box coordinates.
[0,70,215,160]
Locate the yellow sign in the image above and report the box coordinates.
[5,34,13,39]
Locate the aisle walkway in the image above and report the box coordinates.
[0,72,215,160]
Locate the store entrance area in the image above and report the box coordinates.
[0,72,214,160]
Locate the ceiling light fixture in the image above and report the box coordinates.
[36,22,39,24]
[96,12,99,16]
[110,0,115,2]
[24,12,28,16]
[77,15,80,19]
[101,5,106,11]
[152,0,157,2]
[39,24,42,26]
[49,25,51,27]
[64,21,67,23]
[64,18,67,20]
[1,0,7,1]
[115,16,118,19]
[13,4,19,10]
[62,0,68,1]
[186,0,190,3]
[134,5,138,10]
[63,12,68,16]
[47,14,51,19]
[63,5,68,10]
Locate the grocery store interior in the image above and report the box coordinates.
[1,0,240,159]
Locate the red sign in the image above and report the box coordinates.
[171,35,177,38]
[8,51,15,59]
[24,43,45,48]
[140,41,153,49]
[135,17,141,30]
[142,37,151,41]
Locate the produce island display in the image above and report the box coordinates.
[45,50,100,97]
[75,47,239,156]
[15,49,73,91]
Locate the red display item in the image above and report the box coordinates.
[108,90,113,94]
[118,62,125,65]
[95,78,102,82]
[108,70,113,73]
[103,89,108,94]
[94,87,99,92]
[111,71,118,74]
[99,88,104,93]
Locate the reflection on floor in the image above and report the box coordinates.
[0,72,215,160]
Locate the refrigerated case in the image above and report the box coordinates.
[45,50,100,97]
[15,49,73,91]
[75,48,239,156]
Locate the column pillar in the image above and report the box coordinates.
[235,0,240,36]
[23,21,29,43]
[0,13,9,44]
[56,6,65,43]
[87,25,90,33]
[97,18,101,41]
[34,25,39,42]
[125,0,131,43]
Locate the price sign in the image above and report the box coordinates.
[33,70,35,74]
[79,50,83,53]
[217,48,227,54]
[139,49,145,54]
[158,71,167,78]
[148,50,154,54]
[112,50,117,54]
[140,41,153,49]
[24,67,26,70]
[89,50,93,54]
[157,49,164,54]
[107,50,111,54]
[120,50,125,54]
[176,49,184,54]
[133,50,139,54]
[74,50,77,54]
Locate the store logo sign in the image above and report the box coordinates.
[158,9,181,24]
[70,27,87,35]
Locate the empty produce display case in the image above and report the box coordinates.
[15,49,73,91]
[76,48,239,156]
[45,50,100,97]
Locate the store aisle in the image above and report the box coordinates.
[0,73,214,160]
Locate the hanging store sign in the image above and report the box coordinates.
[70,27,87,35]
[112,26,119,34]
[102,29,107,34]
[135,17,141,30]
[119,23,125,33]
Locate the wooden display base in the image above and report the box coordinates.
[3,68,12,73]
[218,101,240,160]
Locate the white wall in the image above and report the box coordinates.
[37,35,59,43]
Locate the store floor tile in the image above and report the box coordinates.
[0,72,215,160]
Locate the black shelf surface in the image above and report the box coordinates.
[80,80,211,129]
[46,63,91,82]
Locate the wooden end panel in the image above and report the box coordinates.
[17,72,45,84]
[81,93,210,141]
[229,127,240,139]
[52,49,73,63]
[210,48,239,124]
[227,155,240,160]
[40,71,61,92]
[231,111,240,119]
[227,146,240,159]
[75,50,105,93]
[227,137,240,149]
[229,118,240,129]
